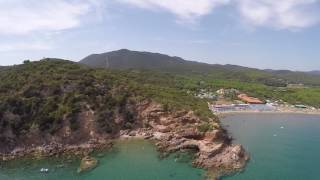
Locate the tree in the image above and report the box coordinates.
[23,60,31,64]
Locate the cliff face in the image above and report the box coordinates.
[123,100,249,177]
[1,99,248,177]
[0,60,142,155]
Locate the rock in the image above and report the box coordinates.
[2,156,8,161]
[97,153,104,158]
[128,131,136,136]
[212,123,220,129]
[77,156,98,173]
[159,117,174,126]
[193,144,248,174]
[0,100,248,179]
[153,132,166,140]
[180,128,204,140]
[120,130,130,136]
[204,130,223,142]
[175,140,199,150]
[57,164,65,168]
[155,125,171,133]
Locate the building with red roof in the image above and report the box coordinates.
[237,94,264,104]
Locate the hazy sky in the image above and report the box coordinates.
[1,0,320,70]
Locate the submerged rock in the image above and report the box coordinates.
[77,156,98,173]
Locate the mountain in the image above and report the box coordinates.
[80,49,263,74]
[80,49,216,73]
[80,49,320,87]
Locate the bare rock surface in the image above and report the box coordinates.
[1,100,248,178]
[129,101,249,177]
[77,156,98,173]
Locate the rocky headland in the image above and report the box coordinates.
[119,101,249,178]
[0,100,248,178]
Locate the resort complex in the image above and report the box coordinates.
[198,88,320,114]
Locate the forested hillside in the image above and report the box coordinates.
[0,59,212,144]
[0,58,319,155]
[80,49,320,87]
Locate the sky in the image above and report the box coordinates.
[0,0,320,71]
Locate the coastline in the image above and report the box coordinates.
[0,139,113,162]
[0,127,248,179]
[215,108,320,117]
[118,128,248,179]
[0,101,249,179]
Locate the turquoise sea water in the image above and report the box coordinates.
[1,113,319,180]
[221,113,320,180]
[0,139,205,180]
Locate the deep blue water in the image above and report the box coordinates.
[221,113,320,180]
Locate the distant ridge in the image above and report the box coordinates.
[308,71,320,75]
[80,49,214,73]
[80,49,320,86]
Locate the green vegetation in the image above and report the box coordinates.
[197,123,213,133]
[118,70,320,108]
[0,58,319,139]
[80,49,320,87]
[171,76,320,108]
[0,59,214,137]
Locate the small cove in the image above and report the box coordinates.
[0,139,205,180]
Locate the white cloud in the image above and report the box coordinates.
[0,0,319,37]
[117,0,230,22]
[236,0,320,30]
[0,0,98,35]
[117,0,320,29]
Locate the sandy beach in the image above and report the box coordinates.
[215,108,320,116]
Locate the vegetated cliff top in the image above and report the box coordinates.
[0,59,213,147]
[80,49,320,87]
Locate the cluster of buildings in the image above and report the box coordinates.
[198,87,315,113]
[237,94,264,104]
[216,88,239,98]
[197,87,313,113]
[210,104,251,112]
[209,88,269,112]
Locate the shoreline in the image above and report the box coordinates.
[215,109,320,116]
[0,126,248,179]
[0,140,113,162]
[0,101,249,179]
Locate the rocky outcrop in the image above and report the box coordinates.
[0,139,112,161]
[1,100,248,177]
[121,101,249,178]
[77,156,98,173]
[0,107,112,161]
